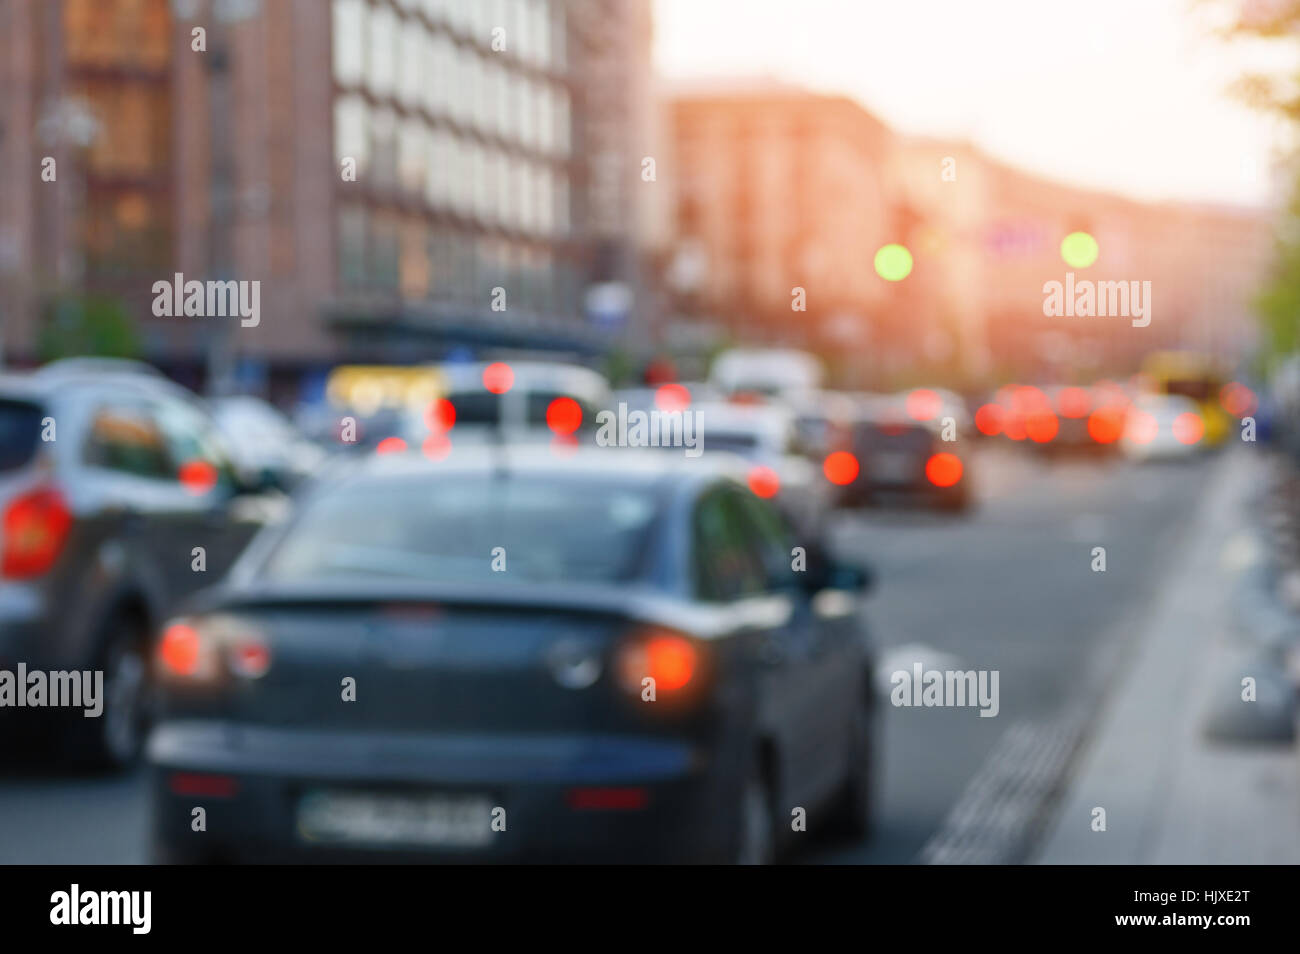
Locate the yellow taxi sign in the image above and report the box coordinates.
[325,365,445,415]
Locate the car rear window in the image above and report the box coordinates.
[260,475,660,585]
[856,423,933,452]
[0,398,45,473]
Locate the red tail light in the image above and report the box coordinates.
[1,486,72,579]
[157,617,270,683]
[616,627,701,697]
[925,453,964,488]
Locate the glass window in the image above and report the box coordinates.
[398,119,426,194]
[732,491,801,592]
[83,403,170,481]
[553,89,570,156]
[367,5,396,98]
[370,212,401,291]
[370,107,398,188]
[692,489,766,602]
[398,26,424,107]
[260,476,659,585]
[337,205,367,289]
[400,220,430,300]
[0,399,45,474]
[154,399,238,493]
[536,165,553,236]
[424,33,445,115]
[554,175,569,235]
[332,0,366,86]
[536,84,553,154]
[516,76,534,149]
[334,95,369,173]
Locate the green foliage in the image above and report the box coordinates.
[37,294,142,362]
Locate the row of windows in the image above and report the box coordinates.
[333,0,570,154]
[335,96,569,236]
[386,0,564,68]
[337,206,581,317]
[63,0,171,72]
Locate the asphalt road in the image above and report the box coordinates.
[0,445,1215,864]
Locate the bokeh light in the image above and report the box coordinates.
[654,383,691,412]
[747,465,781,498]
[482,362,514,394]
[925,453,963,488]
[1060,231,1099,268]
[1172,412,1205,445]
[375,437,407,455]
[546,396,583,435]
[178,459,218,494]
[421,432,451,460]
[424,398,456,432]
[975,403,1003,436]
[874,243,913,281]
[906,388,942,422]
[1219,382,1256,418]
[1126,411,1158,445]
[823,451,860,486]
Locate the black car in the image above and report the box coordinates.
[0,360,278,766]
[836,403,973,512]
[148,446,877,864]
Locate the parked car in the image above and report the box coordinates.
[211,395,324,490]
[0,360,282,767]
[148,446,878,863]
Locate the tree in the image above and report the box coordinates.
[37,293,141,362]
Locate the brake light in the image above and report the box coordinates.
[925,453,964,488]
[616,628,700,696]
[158,622,208,679]
[1,486,72,579]
[157,617,270,682]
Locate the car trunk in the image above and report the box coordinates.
[178,587,651,734]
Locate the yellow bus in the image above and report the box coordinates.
[1140,351,1231,446]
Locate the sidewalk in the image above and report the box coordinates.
[1034,449,1300,864]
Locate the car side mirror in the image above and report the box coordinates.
[828,561,874,594]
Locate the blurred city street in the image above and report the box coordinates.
[1,444,1240,863]
[2,0,1299,873]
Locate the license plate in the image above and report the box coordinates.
[872,453,914,483]
[296,790,495,848]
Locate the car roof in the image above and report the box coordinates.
[0,364,190,403]
[437,362,610,402]
[336,443,750,494]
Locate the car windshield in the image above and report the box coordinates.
[260,474,660,585]
[0,398,44,473]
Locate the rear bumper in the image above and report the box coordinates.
[148,721,732,863]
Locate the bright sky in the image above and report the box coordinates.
[654,0,1290,207]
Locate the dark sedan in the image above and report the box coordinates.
[147,446,878,864]
[836,407,973,512]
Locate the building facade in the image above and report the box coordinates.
[0,0,652,400]
[666,86,1274,386]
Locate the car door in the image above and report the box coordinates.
[691,485,823,812]
[151,395,266,592]
[77,395,206,611]
[729,489,852,808]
